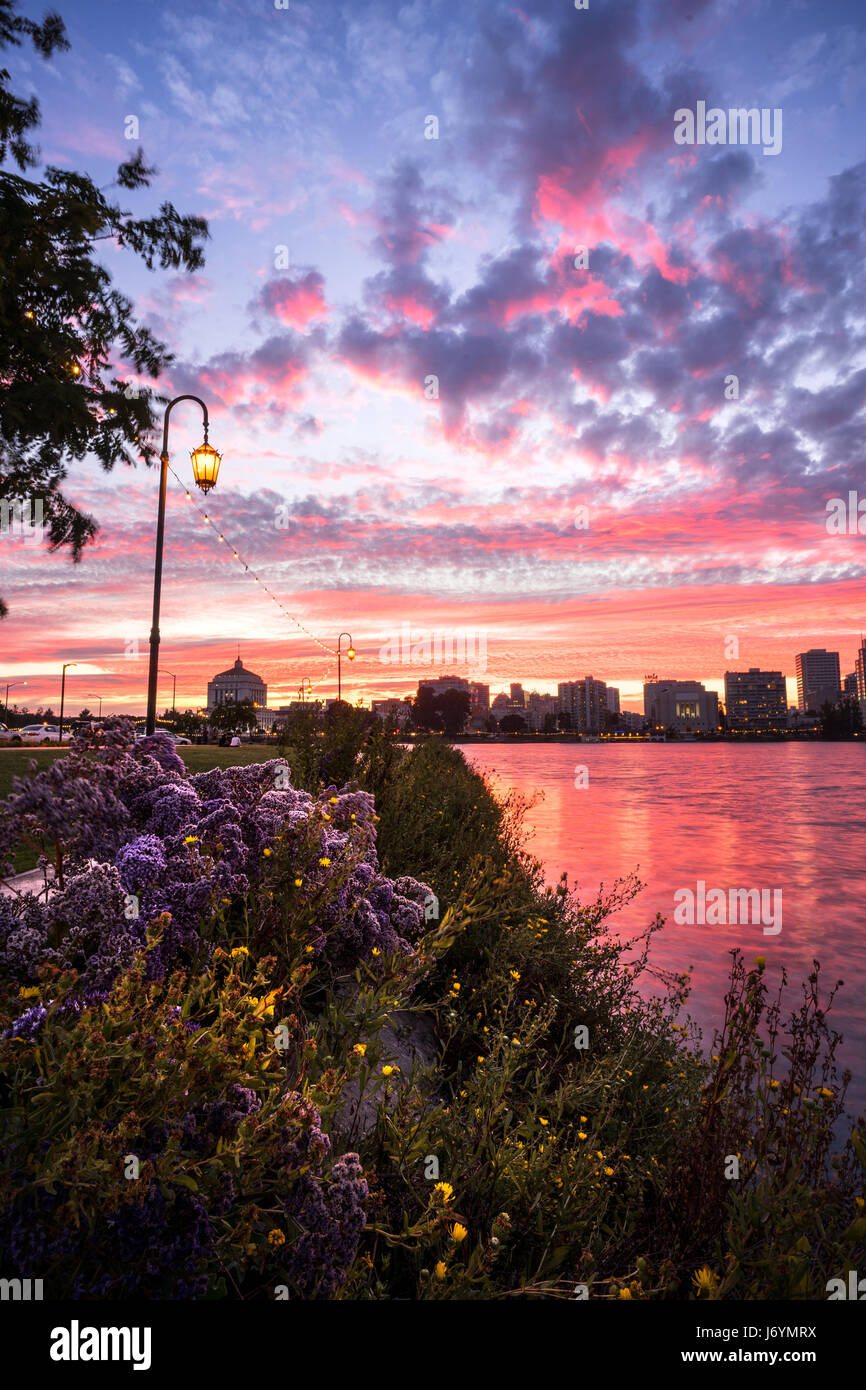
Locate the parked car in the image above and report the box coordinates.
[133,730,192,745]
[20,724,63,745]
[0,723,23,745]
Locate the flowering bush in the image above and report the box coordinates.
[0,723,432,994]
[0,940,368,1298]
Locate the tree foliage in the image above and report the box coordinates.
[0,1,209,616]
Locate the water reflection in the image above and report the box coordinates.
[466,743,866,1117]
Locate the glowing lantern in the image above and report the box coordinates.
[190,441,222,493]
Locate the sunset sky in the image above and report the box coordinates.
[2,0,865,715]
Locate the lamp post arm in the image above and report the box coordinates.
[146,396,210,735]
[161,395,210,457]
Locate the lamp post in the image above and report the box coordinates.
[159,668,177,716]
[59,662,77,742]
[146,396,221,735]
[86,693,104,718]
[3,680,26,716]
[336,633,355,704]
[298,678,312,704]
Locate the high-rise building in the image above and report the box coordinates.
[855,639,866,704]
[643,680,718,734]
[525,692,558,732]
[558,677,608,733]
[469,682,489,714]
[509,683,525,708]
[724,668,787,733]
[795,649,841,712]
[843,671,858,697]
[417,675,470,700]
[606,686,621,715]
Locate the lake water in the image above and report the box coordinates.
[464,742,866,1121]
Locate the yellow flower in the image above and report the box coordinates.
[450,1223,468,1243]
[183,835,199,845]
[18,986,40,999]
[322,813,331,821]
[817,1087,834,1098]
[305,945,314,953]
[855,1197,865,1210]
[580,1116,588,1123]
[577,1131,588,1140]
[604,1166,614,1176]
[263,847,272,857]
[267,1229,285,1246]
[509,970,520,981]
[433,1182,454,1204]
[294,878,303,887]
[539,1118,549,1126]
[319,857,331,867]
[353,1043,367,1056]
[692,1266,720,1297]
[329,796,338,805]
[618,1287,632,1299]
[753,955,766,968]
[371,947,380,956]
[230,946,249,958]
[382,1064,399,1076]
[769,1079,780,1089]
[434,1261,447,1280]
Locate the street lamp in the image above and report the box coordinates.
[298,678,312,704]
[146,396,221,734]
[159,668,177,715]
[85,693,104,718]
[3,680,26,715]
[336,633,355,704]
[59,662,77,742]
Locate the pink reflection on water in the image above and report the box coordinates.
[465,743,866,1117]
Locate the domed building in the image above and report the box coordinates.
[207,657,267,712]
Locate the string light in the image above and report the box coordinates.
[166,463,340,697]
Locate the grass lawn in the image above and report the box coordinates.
[177,746,277,773]
[0,745,278,875]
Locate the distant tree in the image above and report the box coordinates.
[436,688,470,736]
[557,711,572,731]
[172,708,206,738]
[820,697,863,739]
[209,699,258,733]
[412,686,443,733]
[500,714,527,734]
[484,714,499,732]
[542,712,557,734]
[0,0,208,618]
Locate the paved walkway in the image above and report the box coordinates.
[0,866,54,899]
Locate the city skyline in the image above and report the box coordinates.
[5,644,861,719]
